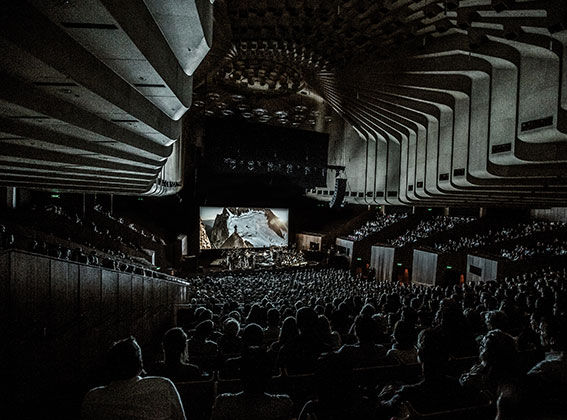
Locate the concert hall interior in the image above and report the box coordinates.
[1,1,567,420]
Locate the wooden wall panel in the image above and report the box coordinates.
[131,275,145,341]
[0,252,10,336]
[101,270,119,344]
[101,270,119,320]
[10,252,50,333]
[79,265,101,328]
[132,276,144,317]
[118,273,132,336]
[45,261,80,396]
[143,277,155,314]
[50,260,79,334]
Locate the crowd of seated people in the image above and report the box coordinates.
[499,239,567,261]
[79,264,564,419]
[388,216,475,247]
[433,220,567,254]
[0,221,184,282]
[93,204,167,245]
[346,213,409,242]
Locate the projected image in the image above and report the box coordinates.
[200,207,289,249]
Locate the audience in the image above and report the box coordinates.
[388,216,475,247]
[8,204,565,420]
[433,219,566,254]
[74,261,567,420]
[346,212,408,241]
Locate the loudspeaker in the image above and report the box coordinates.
[329,178,346,208]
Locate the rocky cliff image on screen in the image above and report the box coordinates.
[200,207,289,249]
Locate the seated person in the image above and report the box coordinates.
[460,329,519,396]
[338,315,391,368]
[377,328,478,417]
[147,327,205,382]
[186,320,219,358]
[81,336,186,420]
[526,315,567,416]
[387,320,418,365]
[277,307,331,374]
[211,347,293,420]
[264,308,281,345]
[222,323,265,378]
[219,318,243,355]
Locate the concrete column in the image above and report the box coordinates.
[6,187,16,209]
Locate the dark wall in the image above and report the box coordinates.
[2,249,189,420]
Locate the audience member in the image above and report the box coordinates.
[81,337,186,420]
[338,315,391,368]
[147,328,204,383]
[387,320,418,365]
[377,328,477,417]
[187,320,219,358]
[211,347,293,420]
[277,307,331,374]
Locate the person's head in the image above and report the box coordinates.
[392,320,415,349]
[194,319,214,340]
[480,329,518,382]
[354,315,376,344]
[240,347,272,393]
[360,303,375,317]
[242,323,264,348]
[296,306,318,334]
[223,317,240,337]
[267,308,280,327]
[162,327,187,359]
[484,310,510,331]
[316,314,332,336]
[539,316,567,351]
[107,336,143,381]
[416,328,448,374]
[279,316,299,344]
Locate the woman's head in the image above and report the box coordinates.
[107,336,143,381]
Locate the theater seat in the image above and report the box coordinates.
[175,377,216,420]
[399,390,495,420]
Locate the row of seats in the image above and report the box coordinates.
[174,363,439,420]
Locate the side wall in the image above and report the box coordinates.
[1,250,190,419]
